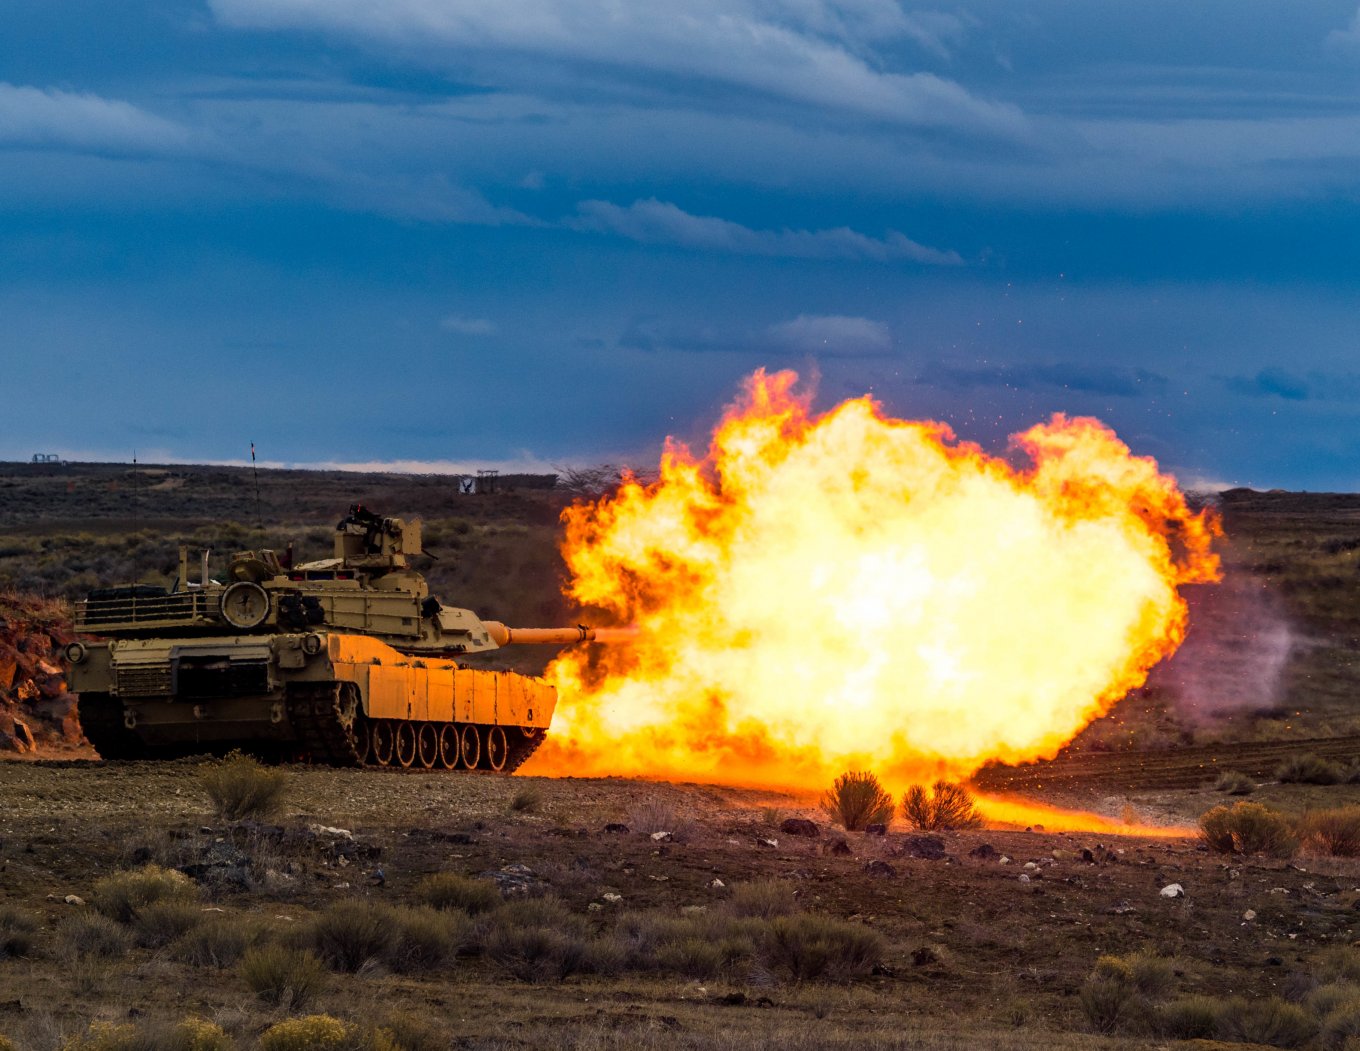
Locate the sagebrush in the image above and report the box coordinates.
[820,770,894,831]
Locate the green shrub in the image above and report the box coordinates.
[1079,977,1138,1034]
[133,901,203,949]
[1155,995,1223,1039]
[759,914,883,981]
[1277,753,1345,785]
[239,945,327,1007]
[172,918,256,968]
[1297,807,1360,857]
[1214,770,1256,795]
[901,781,984,831]
[1200,802,1298,857]
[414,873,501,915]
[307,901,396,973]
[55,912,133,960]
[198,751,288,821]
[725,879,799,920]
[0,904,37,960]
[820,770,894,831]
[484,924,588,982]
[1216,995,1316,1048]
[90,865,198,923]
[384,905,468,973]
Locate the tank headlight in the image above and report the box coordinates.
[65,642,87,664]
[301,633,323,656]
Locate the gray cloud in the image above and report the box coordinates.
[919,361,1170,398]
[0,83,188,154]
[617,312,892,359]
[1326,6,1360,53]
[1224,368,1311,401]
[766,314,892,356]
[439,314,498,336]
[568,198,963,264]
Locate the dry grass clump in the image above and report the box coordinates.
[1296,806,1360,857]
[1312,945,1360,985]
[760,914,883,982]
[1154,995,1224,1039]
[239,945,327,1007]
[509,786,543,813]
[901,781,983,831]
[384,905,470,973]
[1214,770,1256,795]
[132,901,203,949]
[1080,951,1179,1035]
[306,902,394,973]
[0,905,37,960]
[198,751,288,821]
[257,1015,394,1051]
[91,865,198,924]
[1199,802,1298,857]
[1317,994,1360,1049]
[725,879,799,920]
[625,799,690,839]
[820,771,894,831]
[59,1017,234,1051]
[414,873,502,915]
[1216,996,1315,1048]
[485,925,588,983]
[1276,753,1346,785]
[172,917,258,968]
[55,912,133,960]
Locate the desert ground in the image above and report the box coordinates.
[3,460,1360,1049]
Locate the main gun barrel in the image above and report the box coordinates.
[483,622,637,647]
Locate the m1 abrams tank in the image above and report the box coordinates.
[66,505,624,770]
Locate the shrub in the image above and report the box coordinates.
[0,905,37,960]
[1314,946,1360,985]
[626,799,682,836]
[509,786,542,813]
[725,879,799,920]
[492,895,589,937]
[1214,770,1256,795]
[239,945,327,1007]
[1125,950,1176,998]
[414,873,501,915]
[257,1016,350,1051]
[760,914,883,981]
[307,902,396,973]
[1297,807,1360,857]
[656,936,725,980]
[484,925,588,982]
[1306,983,1354,1019]
[384,906,469,973]
[61,1022,147,1051]
[198,751,288,821]
[1318,996,1360,1049]
[133,901,203,949]
[90,865,198,923]
[1216,996,1315,1048]
[162,1018,235,1051]
[172,918,256,968]
[375,1017,446,1051]
[1200,802,1298,857]
[901,781,983,831]
[1079,977,1137,1034]
[1276,753,1345,785]
[55,912,133,960]
[820,770,894,831]
[1155,995,1223,1039]
[0,1035,15,1051]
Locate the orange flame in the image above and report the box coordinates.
[526,369,1220,791]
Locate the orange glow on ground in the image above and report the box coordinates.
[972,794,1195,837]
[524,369,1219,793]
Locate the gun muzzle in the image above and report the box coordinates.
[483,623,638,647]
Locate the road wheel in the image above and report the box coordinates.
[395,721,417,768]
[353,718,373,765]
[486,725,508,772]
[416,723,438,769]
[371,719,395,766]
[459,724,481,770]
[437,724,460,769]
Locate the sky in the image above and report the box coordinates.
[1,0,1358,489]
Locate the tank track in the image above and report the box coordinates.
[77,693,146,760]
[286,681,362,767]
[504,731,545,774]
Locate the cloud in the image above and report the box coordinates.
[568,198,963,264]
[1326,6,1360,53]
[208,0,1024,136]
[919,361,1169,397]
[0,82,187,154]
[767,314,891,356]
[1224,368,1311,401]
[439,314,498,335]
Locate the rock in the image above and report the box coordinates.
[1243,909,1257,921]
[714,992,746,1006]
[63,894,85,906]
[863,859,897,878]
[603,823,630,834]
[1018,874,1031,883]
[588,902,603,912]
[1265,956,1284,967]
[910,946,939,966]
[864,823,888,836]
[756,837,779,849]
[308,824,354,840]
[709,878,725,889]
[1023,861,1039,871]
[650,831,673,843]
[179,840,253,889]
[1081,848,1096,863]
[1160,883,1185,899]
[899,835,946,860]
[602,892,623,904]
[969,844,997,859]
[1111,900,1136,915]
[483,863,540,897]
[780,818,820,838]
[999,855,1012,865]
[680,905,707,916]
[824,837,852,856]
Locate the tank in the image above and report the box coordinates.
[65,505,627,770]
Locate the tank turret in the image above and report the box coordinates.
[67,505,627,771]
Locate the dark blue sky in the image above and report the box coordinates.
[2,0,1358,488]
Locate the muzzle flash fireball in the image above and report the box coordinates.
[530,369,1221,790]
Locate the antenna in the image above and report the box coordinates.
[250,442,264,537]
[132,449,141,583]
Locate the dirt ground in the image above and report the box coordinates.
[3,756,1359,1050]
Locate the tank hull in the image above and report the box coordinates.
[68,631,554,770]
